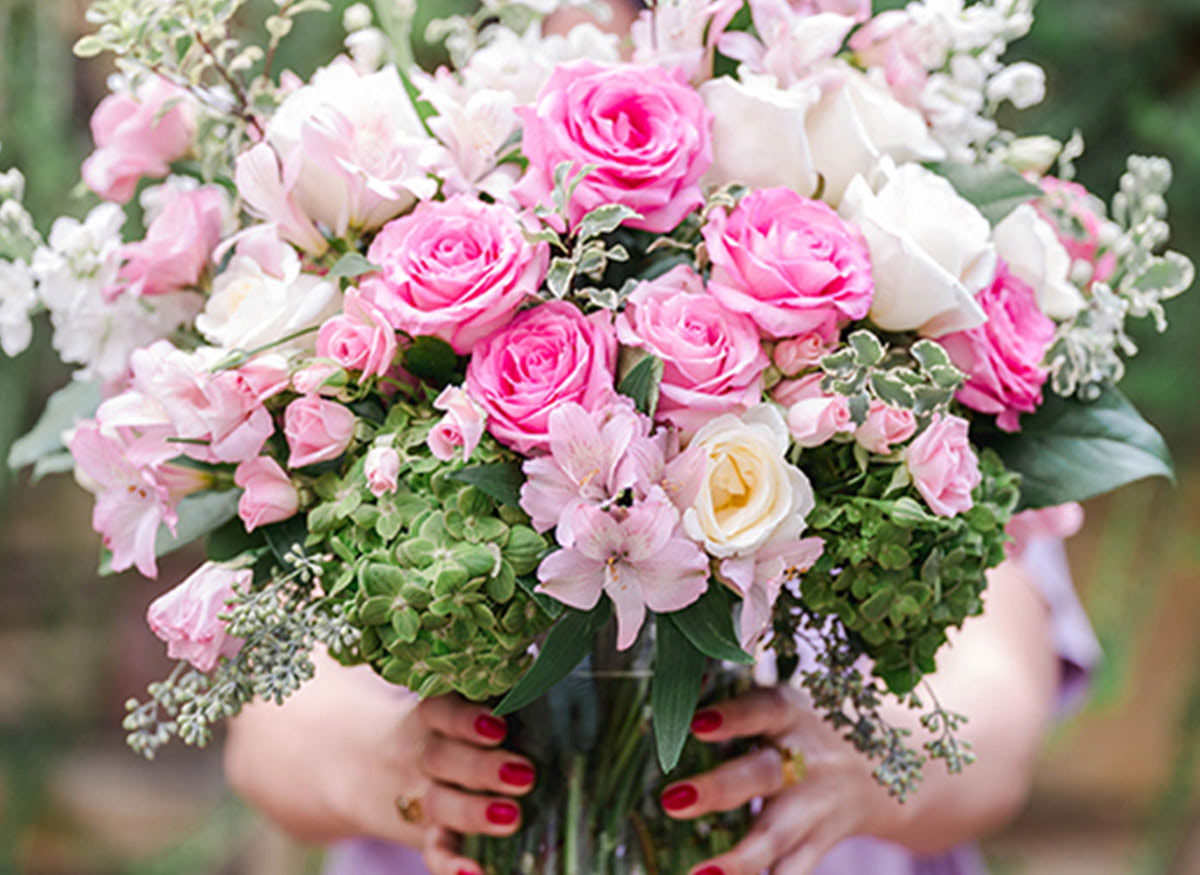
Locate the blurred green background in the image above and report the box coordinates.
[0,1,1198,873]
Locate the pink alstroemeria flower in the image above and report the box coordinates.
[718,522,825,649]
[537,490,710,650]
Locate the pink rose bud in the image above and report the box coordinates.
[855,400,917,455]
[235,457,300,531]
[513,61,712,234]
[116,184,226,298]
[778,373,853,448]
[365,445,402,497]
[284,396,356,468]
[905,414,982,518]
[82,76,197,204]
[292,362,346,396]
[428,386,487,462]
[146,562,249,672]
[772,333,830,377]
[316,288,399,379]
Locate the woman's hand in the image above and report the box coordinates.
[659,686,891,875]
[660,559,1061,875]
[224,651,536,875]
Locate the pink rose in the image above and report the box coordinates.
[428,386,487,462]
[317,289,398,379]
[905,414,981,518]
[855,400,917,455]
[615,265,768,437]
[82,77,196,204]
[703,188,874,340]
[284,396,356,468]
[773,332,831,377]
[779,373,852,448]
[146,562,248,672]
[514,60,712,234]
[234,457,300,531]
[362,196,547,354]
[939,263,1055,433]
[466,301,617,454]
[1036,177,1118,287]
[117,184,226,298]
[365,446,401,498]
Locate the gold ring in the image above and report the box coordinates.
[774,744,807,789]
[395,794,424,825]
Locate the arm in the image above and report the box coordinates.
[662,558,1061,874]
[224,650,537,875]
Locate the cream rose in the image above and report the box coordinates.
[992,203,1085,320]
[683,405,816,559]
[841,160,993,337]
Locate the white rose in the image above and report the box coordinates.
[804,63,946,205]
[992,203,1085,320]
[841,160,992,337]
[258,60,439,237]
[700,73,821,196]
[196,242,340,353]
[683,405,816,559]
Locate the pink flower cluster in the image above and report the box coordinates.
[522,401,709,649]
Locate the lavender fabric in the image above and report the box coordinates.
[323,538,1098,875]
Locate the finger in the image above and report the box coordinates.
[423,784,523,838]
[661,747,785,819]
[422,826,483,875]
[417,695,509,747]
[421,735,537,796]
[772,841,825,875]
[689,688,804,742]
[688,794,816,875]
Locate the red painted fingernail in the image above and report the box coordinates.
[486,801,520,825]
[500,761,536,787]
[456,870,477,875]
[694,867,725,875]
[475,714,507,741]
[691,709,723,734]
[661,783,699,811]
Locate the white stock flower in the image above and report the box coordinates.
[841,160,992,337]
[992,204,1085,320]
[196,238,340,353]
[682,405,815,559]
[985,61,1045,109]
[805,64,946,205]
[0,259,36,357]
[32,204,200,383]
[700,73,821,196]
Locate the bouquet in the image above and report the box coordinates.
[1,0,1192,870]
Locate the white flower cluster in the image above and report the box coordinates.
[0,162,40,358]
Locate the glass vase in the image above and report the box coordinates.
[462,626,755,875]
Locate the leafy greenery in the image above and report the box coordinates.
[652,615,708,773]
[982,384,1175,509]
[927,161,1044,225]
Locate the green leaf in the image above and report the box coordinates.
[451,462,525,508]
[155,490,242,561]
[8,380,102,471]
[870,373,916,408]
[546,258,576,299]
[848,330,885,367]
[577,204,641,241]
[926,162,1042,225]
[327,252,381,280]
[494,601,612,716]
[910,339,952,371]
[403,336,462,386]
[983,384,1175,510]
[666,587,754,665]
[206,516,265,562]
[653,614,708,773]
[262,514,310,567]
[618,354,664,417]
